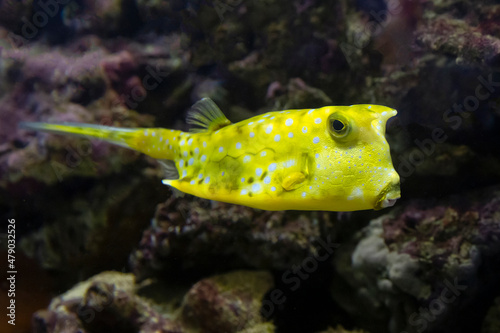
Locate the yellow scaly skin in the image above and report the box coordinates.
[20,102,400,211]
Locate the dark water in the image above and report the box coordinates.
[1,1,500,333]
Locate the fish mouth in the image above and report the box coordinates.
[374,181,401,210]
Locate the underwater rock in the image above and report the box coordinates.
[0,0,34,36]
[129,195,329,281]
[17,177,167,289]
[331,185,500,333]
[266,78,333,110]
[481,295,500,333]
[0,45,156,186]
[32,271,182,333]
[416,17,500,65]
[180,270,275,332]
[318,326,370,333]
[33,270,275,333]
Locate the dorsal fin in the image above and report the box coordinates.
[186,98,231,133]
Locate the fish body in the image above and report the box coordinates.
[20,99,400,211]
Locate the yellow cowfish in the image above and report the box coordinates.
[20,98,400,211]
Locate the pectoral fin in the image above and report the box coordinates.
[282,172,307,191]
[281,153,310,191]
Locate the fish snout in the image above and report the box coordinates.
[375,173,401,210]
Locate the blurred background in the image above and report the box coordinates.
[1,0,500,332]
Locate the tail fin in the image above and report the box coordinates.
[19,122,182,161]
[19,122,141,148]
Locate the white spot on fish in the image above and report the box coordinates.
[203,142,207,148]
[198,174,203,179]
[271,186,276,192]
[183,151,188,157]
[179,160,184,168]
[194,147,199,154]
[144,130,148,136]
[315,153,319,158]
[288,132,294,138]
[241,189,248,195]
[285,118,293,126]
[219,146,224,153]
[308,109,315,114]
[190,180,195,185]
[302,126,308,133]
[270,116,275,120]
[244,155,251,163]
[265,125,273,134]
[274,134,281,142]
[368,105,372,109]
[261,151,267,157]
[188,158,194,166]
[159,137,163,142]
[264,176,271,184]
[248,122,254,126]
[302,192,306,197]
[152,132,156,137]
[236,142,242,149]
[241,177,245,183]
[382,111,387,116]
[256,168,263,176]
[204,177,210,184]
[201,155,207,162]
[250,132,255,138]
[313,137,320,144]
[182,170,187,177]
[314,118,322,124]
[348,188,363,200]
[268,163,277,171]
[180,140,185,146]
[187,138,193,146]
[222,171,225,176]
[252,183,261,192]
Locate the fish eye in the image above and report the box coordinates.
[332,119,345,132]
[327,113,350,139]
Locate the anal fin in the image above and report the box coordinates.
[158,160,185,197]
